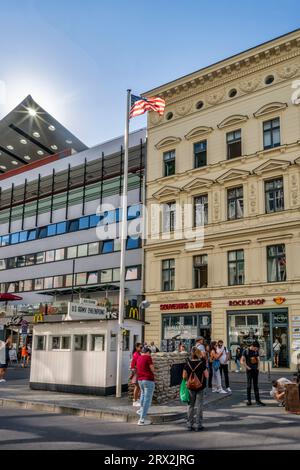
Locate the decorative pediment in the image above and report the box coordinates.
[216,168,250,183]
[155,136,181,150]
[217,115,249,129]
[182,178,214,192]
[253,102,287,118]
[253,159,291,175]
[152,185,181,200]
[185,126,213,141]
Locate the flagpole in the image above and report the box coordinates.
[116,89,131,398]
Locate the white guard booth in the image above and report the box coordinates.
[29,302,143,395]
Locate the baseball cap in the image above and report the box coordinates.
[195,336,204,342]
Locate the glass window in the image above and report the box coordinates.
[11,233,20,244]
[47,225,57,237]
[87,271,98,285]
[7,282,16,293]
[74,335,87,351]
[16,256,26,268]
[263,118,280,150]
[77,244,88,257]
[19,231,28,243]
[267,244,286,282]
[65,275,74,287]
[114,239,121,252]
[36,252,45,264]
[34,278,44,290]
[126,237,140,250]
[37,227,47,239]
[0,259,6,270]
[55,249,65,261]
[26,254,35,266]
[228,250,244,286]
[27,230,37,241]
[2,235,10,246]
[53,276,64,288]
[51,337,61,350]
[163,150,175,177]
[102,240,114,254]
[88,242,99,256]
[227,129,242,159]
[56,222,66,234]
[46,251,55,263]
[194,195,208,226]
[126,267,139,280]
[91,335,105,351]
[61,336,71,350]
[100,269,112,283]
[79,216,90,230]
[265,178,284,213]
[228,187,244,220]
[122,330,130,351]
[163,202,176,232]
[113,268,120,282]
[162,259,175,291]
[24,280,33,291]
[68,219,79,232]
[194,255,208,288]
[89,215,100,227]
[128,204,141,220]
[7,258,17,269]
[67,246,77,259]
[44,277,53,289]
[76,273,87,286]
[194,140,207,168]
[35,336,46,351]
[99,210,115,226]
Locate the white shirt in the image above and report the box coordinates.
[196,343,205,353]
[217,346,228,365]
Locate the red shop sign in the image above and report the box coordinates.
[229,299,266,307]
[160,301,212,311]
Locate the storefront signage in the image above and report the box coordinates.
[79,298,98,306]
[34,313,44,323]
[273,296,286,305]
[160,301,212,311]
[65,302,107,321]
[228,299,265,307]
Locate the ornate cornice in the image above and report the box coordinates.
[155,136,181,150]
[217,114,249,129]
[253,102,288,118]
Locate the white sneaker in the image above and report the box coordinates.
[235,370,239,373]
[227,388,232,393]
[218,389,227,394]
[212,388,218,393]
[133,401,141,407]
[0,379,6,383]
[136,409,142,415]
[138,419,151,426]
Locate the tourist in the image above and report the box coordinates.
[130,342,142,407]
[21,343,28,368]
[273,338,281,368]
[178,343,186,353]
[206,344,213,388]
[195,336,206,359]
[241,340,265,406]
[217,340,231,392]
[136,346,155,426]
[183,346,208,431]
[270,378,292,406]
[149,342,159,353]
[235,347,242,373]
[0,336,12,383]
[210,341,227,394]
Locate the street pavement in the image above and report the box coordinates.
[0,372,299,450]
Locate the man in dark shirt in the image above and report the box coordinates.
[241,340,265,407]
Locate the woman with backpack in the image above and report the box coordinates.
[182,346,208,431]
[210,341,227,394]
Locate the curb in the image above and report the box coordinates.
[0,393,231,424]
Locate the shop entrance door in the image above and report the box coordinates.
[271,326,289,367]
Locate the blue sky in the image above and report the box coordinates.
[0,0,299,146]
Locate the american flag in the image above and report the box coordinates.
[130,94,166,119]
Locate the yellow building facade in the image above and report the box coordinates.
[143,30,300,370]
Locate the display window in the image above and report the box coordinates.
[228,309,289,367]
[161,313,211,352]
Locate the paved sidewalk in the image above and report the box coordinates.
[0,369,229,423]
